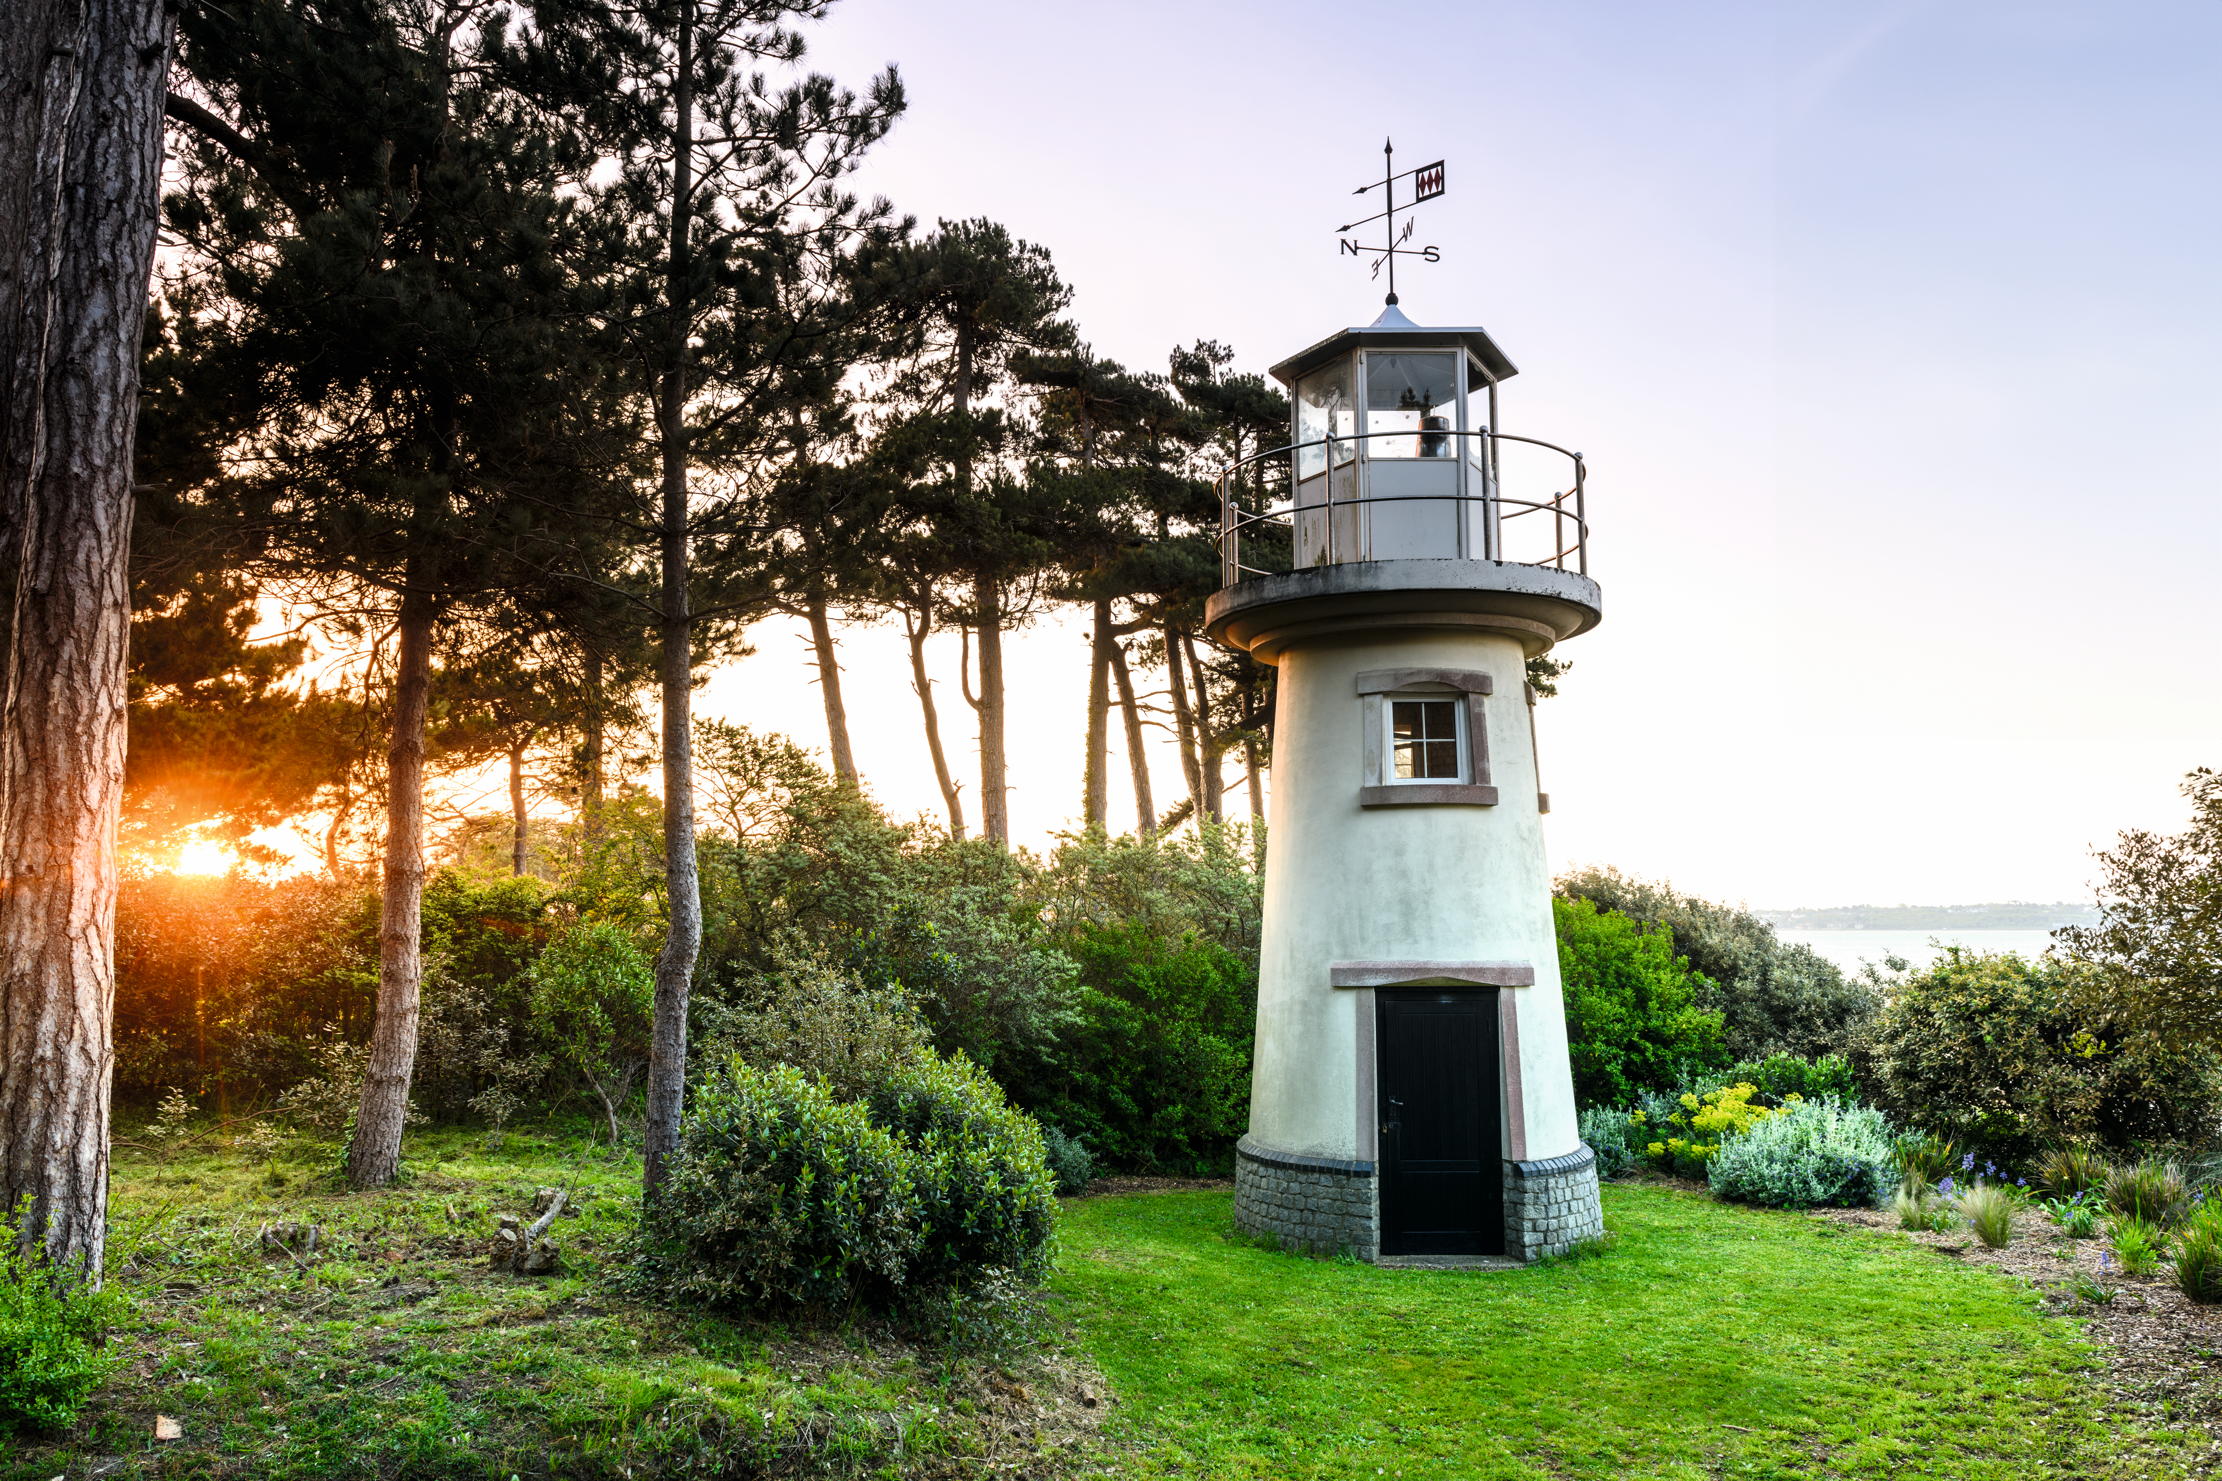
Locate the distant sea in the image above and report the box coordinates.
[1775,928,2063,974]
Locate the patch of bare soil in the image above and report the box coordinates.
[1073,1175,1232,1198]
[1816,1203,2222,1461]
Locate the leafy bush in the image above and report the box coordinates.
[2174,1203,2222,1303]
[1862,949,2222,1163]
[644,1045,1059,1316]
[1555,898,1726,1109]
[1706,1099,1899,1209]
[1578,1105,1636,1178]
[644,1062,919,1312]
[865,1052,1057,1294]
[1016,924,1253,1174]
[2108,1215,2162,1277]
[1557,867,1878,1061]
[2034,1145,2108,1200]
[1956,1183,2018,1249]
[1040,1127,1095,1196]
[527,920,652,1142]
[709,952,931,1104]
[2105,1158,2190,1230]
[0,1231,120,1435]
[1716,1053,1858,1107]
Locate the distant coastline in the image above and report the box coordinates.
[1760,902,2099,931]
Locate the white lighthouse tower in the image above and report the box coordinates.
[1208,153,1604,1261]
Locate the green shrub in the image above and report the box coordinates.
[1040,1127,1095,1196]
[1629,1083,1784,1176]
[710,953,931,1104]
[1717,1053,1859,1107]
[1016,924,1253,1174]
[1706,1099,1899,1209]
[2105,1158,2189,1230]
[1861,949,2222,1163]
[1892,1132,1957,1192]
[2034,1145,2108,1200]
[1578,1105,1636,1178]
[866,1052,1057,1294]
[1956,1183,2018,1249]
[643,1061,919,1312]
[2174,1203,2222,1303]
[2108,1215,2162,1277]
[0,1231,120,1436]
[1555,898,1726,1109]
[1556,867,1878,1061]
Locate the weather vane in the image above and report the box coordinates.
[1338,139,1445,306]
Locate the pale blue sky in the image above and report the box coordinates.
[699,0,2222,907]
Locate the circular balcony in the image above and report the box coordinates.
[1205,429,1602,661]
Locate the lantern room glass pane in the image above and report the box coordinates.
[1365,353,1459,460]
[1294,358,1355,480]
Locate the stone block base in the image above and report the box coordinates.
[1502,1145,1605,1260]
[1234,1138,1604,1264]
[1233,1138,1379,1260]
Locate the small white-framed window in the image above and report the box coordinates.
[1355,667,1499,808]
[1385,695,1466,782]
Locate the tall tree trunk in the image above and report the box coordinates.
[904,603,965,838]
[804,589,856,784]
[1108,639,1154,833]
[972,572,1008,842]
[508,738,528,876]
[1184,632,1223,823]
[1245,735,1265,821]
[346,585,435,1188]
[0,0,173,1275]
[1081,598,1111,828]
[644,5,701,1197]
[1163,621,1206,825]
[580,646,604,841]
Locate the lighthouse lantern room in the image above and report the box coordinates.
[1206,145,1605,1263]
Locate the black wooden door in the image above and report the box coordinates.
[1377,988,1503,1256]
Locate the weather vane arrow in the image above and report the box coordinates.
[1337,139,1445,306]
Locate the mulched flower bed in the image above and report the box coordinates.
[1816,1201,2222,1462]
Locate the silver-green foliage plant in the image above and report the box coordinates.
[1706,1098,1899,1209]
[1578,1105,1636,1178]
[1040,1126,1095,1196]
[0,1216,121,1435]
[1957,1182,2018,1249]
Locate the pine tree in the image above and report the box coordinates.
[0,0,175,1277]
[163,0,639,1186]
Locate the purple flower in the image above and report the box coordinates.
[1961,1152,1977,1173]
[2098,1250,2115,1274]
[1938,1175,1957,1196]
[1985,1161,1999,1178]
[2017,1178,2027,1188]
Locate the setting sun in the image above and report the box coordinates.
[172,838,234,876]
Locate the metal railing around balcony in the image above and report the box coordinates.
[1216,429,1588,588]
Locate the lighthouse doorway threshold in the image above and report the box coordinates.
[1376,987,1505,1257]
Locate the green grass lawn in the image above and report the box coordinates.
[4,1130,1090,1481]
[1056,1185,2193,1480]
[12,1147,2207,1480]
